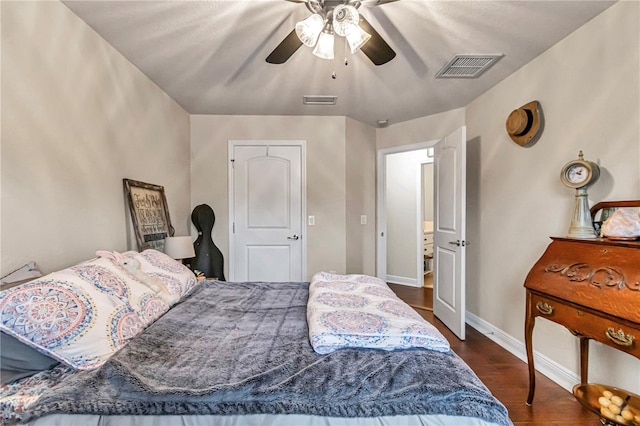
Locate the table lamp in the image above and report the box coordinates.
[164,236,195,263]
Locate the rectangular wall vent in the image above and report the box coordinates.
[303,95,337,105]
[435,54,504,79]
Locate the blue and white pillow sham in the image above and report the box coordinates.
[0,263,145,370]
[307,272,450,354]
[0,250,196,371]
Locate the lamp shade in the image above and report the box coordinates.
[345,25,371,54]
[332,5,359,37]
[313,31,335,59]
[295,14,324,47]
[164,236,195,260]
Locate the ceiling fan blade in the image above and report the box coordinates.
[358,15,396,65]
[266,29,303,64]
[361,0,400,6]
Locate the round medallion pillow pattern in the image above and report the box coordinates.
[109,305,145,349]
[0,281,94,349]
[71,265,130,301]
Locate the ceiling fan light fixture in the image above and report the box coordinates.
[266,0,395,65]
[295,13,324,47]
[345,25,371,53]
[313,30,335,59]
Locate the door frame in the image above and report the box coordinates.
[376,140,439,283]
[228,140,307,282]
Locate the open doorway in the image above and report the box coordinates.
[376,141,437,290]
[377,127,468,339]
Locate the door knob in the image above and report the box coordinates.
[448,240,461,246]
[287,234,300,240]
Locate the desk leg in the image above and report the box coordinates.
[579,337,589,384]
[525,291,536,405]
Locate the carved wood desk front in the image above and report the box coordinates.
[524,237,640,404]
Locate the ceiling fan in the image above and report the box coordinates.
[266,0,397,66]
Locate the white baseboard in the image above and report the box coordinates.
[465,311,579,393]
[386,275,419,287]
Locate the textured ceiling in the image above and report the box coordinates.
[62,0,616,127]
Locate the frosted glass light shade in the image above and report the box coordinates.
[333,5,360,36]
[295,14,324,47]
[345,25,371,53]
[313,31,335,59]
[164,236,195,259]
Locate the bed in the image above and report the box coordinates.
[0,251,512,426]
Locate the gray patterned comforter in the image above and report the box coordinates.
[24,281,511,425]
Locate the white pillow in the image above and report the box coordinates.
[0,265,146,370]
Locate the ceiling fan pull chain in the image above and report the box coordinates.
[344,37,349,66]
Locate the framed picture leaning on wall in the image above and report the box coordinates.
[123,179,175,251]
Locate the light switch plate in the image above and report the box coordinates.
[360,215,367,225]
[308,215,315,226]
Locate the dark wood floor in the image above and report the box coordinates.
[390,280,433,311]
[389,283,600,425]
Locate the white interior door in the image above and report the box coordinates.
[433,126,467,340]
[230,142,304,282]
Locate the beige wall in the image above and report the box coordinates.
[376,108,466,150]
[1,1,191,275]
[190,115,360,281]
[345,118,376,276]
[466,0,640,391]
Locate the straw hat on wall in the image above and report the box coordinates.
[505,100,543,146]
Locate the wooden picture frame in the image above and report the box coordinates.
[123,179,175,251]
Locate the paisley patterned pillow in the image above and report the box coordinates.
[74,257,170,328]
[307,272,450,354]
[0,264,146,370]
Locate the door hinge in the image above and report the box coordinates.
[233,222,235,233]
[230,158,235,168]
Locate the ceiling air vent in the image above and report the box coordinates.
[303,95,337,105]
[435,54,504,79]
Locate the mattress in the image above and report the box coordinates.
[26,412,504,425]
[7,280,511,426]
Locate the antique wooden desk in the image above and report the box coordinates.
[524,234,640,405]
